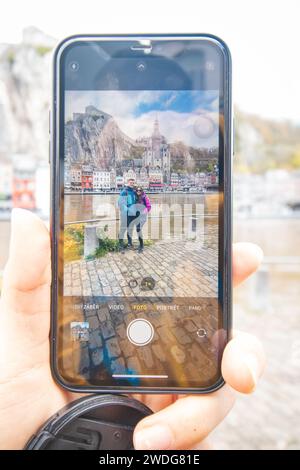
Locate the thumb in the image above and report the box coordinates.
[2,208,50,294]
[0,209,51,357]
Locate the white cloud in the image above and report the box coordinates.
[66,90,164,121]
[118,110,218,147]
[66,91,218,148]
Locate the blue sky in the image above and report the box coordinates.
[66,90,219,148]
[134,90,218,117]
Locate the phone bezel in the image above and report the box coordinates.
[50,34,232,394]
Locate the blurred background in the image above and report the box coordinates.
[0,0,299,450]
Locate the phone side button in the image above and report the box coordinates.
[233,116,235,156]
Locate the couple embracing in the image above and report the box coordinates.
[117,178,151,254]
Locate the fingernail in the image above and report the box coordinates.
[243,354,260,390]
[134,424,174,450]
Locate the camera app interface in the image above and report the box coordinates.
[60,83,223,388]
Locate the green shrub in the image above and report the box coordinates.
[95,237,119,258]
[85,254,96,261]
[64,224,84,262]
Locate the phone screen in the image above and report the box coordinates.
[53,37,231,391]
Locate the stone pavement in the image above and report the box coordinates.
[62,232,220,387]
[64,224,219,386]
[64,232,218,298]
[63,295,221,387]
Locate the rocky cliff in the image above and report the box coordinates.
[65,105,137,169]
[0,27,55,162]
[0,27,299,173]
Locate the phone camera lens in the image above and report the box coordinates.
[136,61,146,72]
[69,61,79,72]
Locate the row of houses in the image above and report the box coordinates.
[65,164,167,192]
[170,172,218,189]
[0,155,219,214]
[64,163,218,192]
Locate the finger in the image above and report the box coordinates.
[222,331,266,394]
[133,385,235,450]
[2,208,51,292]
[233,242,263,287]
[0,209,51,356]
[188,438,214,450]
[132,393,175,412]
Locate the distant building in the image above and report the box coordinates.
[64,162,71,190]
[195,172,206,188]
[116,175,124,189]
[205,174,211,186]
[189,174,196,186]
[81,165,93,191]
[136,168,149,189]
[137,118,170,182]
[70,166,82,191]
[110,169,116,190]
[0,162,12,198]
[123,169,136,184]
[12,154,36,210]
[149,168,163,190]
[170,172,179,189]
[93,170,111,190]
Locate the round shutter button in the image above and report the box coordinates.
[127,319,154,346]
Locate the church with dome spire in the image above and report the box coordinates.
[136,117,170,183]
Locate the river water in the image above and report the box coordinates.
[1,194,299,265]
[64,192,219,223]
[63,192,219,243]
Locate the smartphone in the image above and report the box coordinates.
[50,34,232,394]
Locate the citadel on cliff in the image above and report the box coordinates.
[64,105,217,192]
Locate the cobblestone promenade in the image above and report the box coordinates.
[64,235,218,298]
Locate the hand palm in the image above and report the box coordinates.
[0,210,265,450]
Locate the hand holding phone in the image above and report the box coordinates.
[0,210,264,449]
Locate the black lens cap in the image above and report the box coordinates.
[25,394,152,450]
